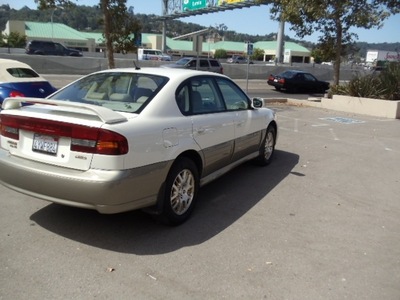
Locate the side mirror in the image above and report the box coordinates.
[252,97,264,108]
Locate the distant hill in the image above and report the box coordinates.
[1,3,399,57]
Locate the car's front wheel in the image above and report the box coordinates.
[256,125,276,166]
[161,157,199,225]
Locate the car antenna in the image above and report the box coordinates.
[132,51,141,70]
[132,60,141,70]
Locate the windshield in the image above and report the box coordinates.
[49,72,169,113]
[175,58,191,65]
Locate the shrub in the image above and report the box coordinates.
[214,49,227,59]
[251,48,264,61]
[378,62,400,100]
[330,62,400,100]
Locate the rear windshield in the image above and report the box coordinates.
[209,60,221,67]
[7,68,40,78]
[49,72,169,113]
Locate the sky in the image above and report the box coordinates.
[3,0,400,44]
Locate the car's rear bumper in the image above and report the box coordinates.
[0,149,172,213]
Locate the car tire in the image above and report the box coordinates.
[160,157,199,225]
[274,87,281,91]
[256,125,276,166]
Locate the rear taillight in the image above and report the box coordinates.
[9,91,25,97]
[278,78,285,84]
[0,115,128,155]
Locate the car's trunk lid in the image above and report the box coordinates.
[0,98,128,171]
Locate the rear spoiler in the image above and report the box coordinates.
[1,97,127,125]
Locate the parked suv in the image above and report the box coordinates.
[26,40,82,56]
[161,57,223,73]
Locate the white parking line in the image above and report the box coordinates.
[294,118,299,132]
[373,136,394,151]
[329,128,339,140]
[311,123,329,127]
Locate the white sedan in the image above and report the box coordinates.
[0,68,277,225]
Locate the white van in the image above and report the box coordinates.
[138,49,171,61]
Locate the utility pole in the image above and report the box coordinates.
[276,15,285,64]
[162,0,168,53]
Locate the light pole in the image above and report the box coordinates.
[51,7,63,41]
[51,8,56,41]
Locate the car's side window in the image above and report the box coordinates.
[176,77,226,115]
[46,43,55,50]
[55,43,64,53]
[188,60,196,67]
[304,73,317,82]
[216,78,249,110]
[176,86,190,113]
[200,59,209,68]
[209,60,220,67]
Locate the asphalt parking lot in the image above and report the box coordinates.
[1,93,400,299]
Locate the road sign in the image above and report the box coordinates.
[246,42,253,55]
[183,0,207,11]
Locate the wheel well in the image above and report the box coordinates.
[269,120,277,132]
[268,121,278,144]
[148,149,203,216]
[176,150,203,177]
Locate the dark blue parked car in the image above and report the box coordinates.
[0,59,57,106]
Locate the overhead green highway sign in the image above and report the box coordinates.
[183,0,207,11]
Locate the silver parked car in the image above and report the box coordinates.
[0,68,277,225]
[161,57,223,73]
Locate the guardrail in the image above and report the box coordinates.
[0,51,365,81]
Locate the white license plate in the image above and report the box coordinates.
[32,134,59,155]
[274,79,278,82]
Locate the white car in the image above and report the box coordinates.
[0,68,277,224]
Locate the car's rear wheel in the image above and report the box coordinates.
[256,126,276,166]
[161,157,199,225]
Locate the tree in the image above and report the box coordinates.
[36,0,141,69]
[97,0,141,67]
[259,0,397,85]
[215,23,228,41]
[1,32,27,48]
